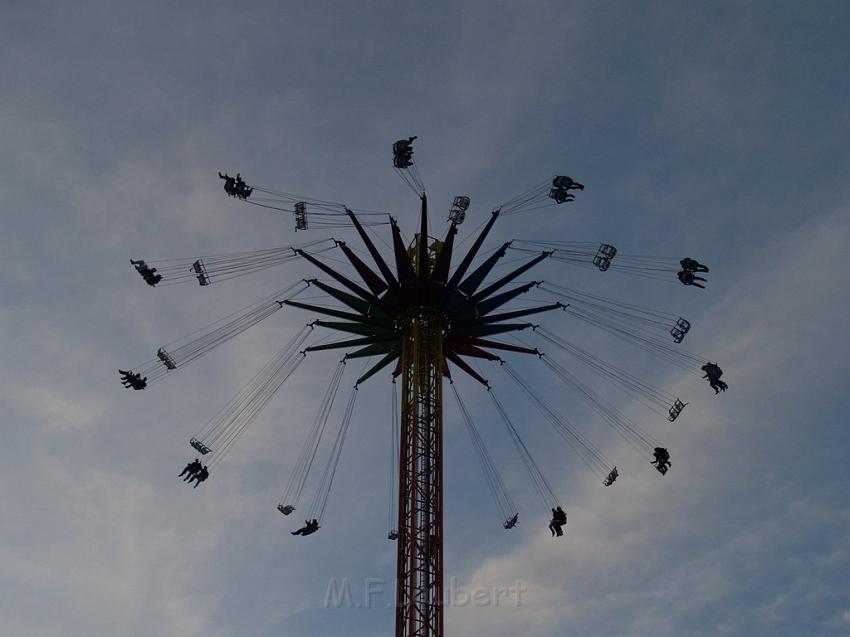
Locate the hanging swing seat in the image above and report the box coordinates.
[157,347,177,370]
[192,260,210,286]
[448,196,470,224]
[189,437,211,455]
[278,504,295,515]
[670,317,691,343]
[592,244,617,271]
[667,399,687,422]
[294,202,308,231]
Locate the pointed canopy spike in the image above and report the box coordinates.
[445,208,500,291]
[356,351,400,385]
[473,281,539,317]
[468,252,551,307]
[448,343,502,361]
[306,334,398,353]
[314,320,392,337]
[296,250,386,311]
[430,223,457,285]
[447,336,539,356]
[453,322,534,338]
[457,241,511,298]
[284,299,388,325]
[391,220,418,287]
[418,194,429,282]
[446,352,490,386]
[457,303,563,327]
[346,208,401,293]
[311,280,390,320]
[345,342,399,360]
[337,241,389,296]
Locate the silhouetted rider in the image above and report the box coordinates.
[652,447,671,475]
[680,257,709,273]
[548,506,567,536]
[189,465,209,488]
[677,269,707,288]
[291,519,320,536]
[179,459,202,478]
[701,363,728,394]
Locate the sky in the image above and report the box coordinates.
[1,2,849,636]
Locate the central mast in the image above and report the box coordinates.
[396,307,444,637]
[397,193,444,637]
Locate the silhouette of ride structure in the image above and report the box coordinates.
[119,136,727,637]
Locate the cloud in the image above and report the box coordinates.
[11,384,109,433]
[0,452,217,637]
[449,204,850,637]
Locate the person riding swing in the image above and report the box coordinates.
[652,447,671,475]
[179,458,202,479]
[548,506,567,536]
[291,519,320,536]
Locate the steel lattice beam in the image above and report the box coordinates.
[396,311,444,637]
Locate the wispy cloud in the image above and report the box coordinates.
[11,384,108,433]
